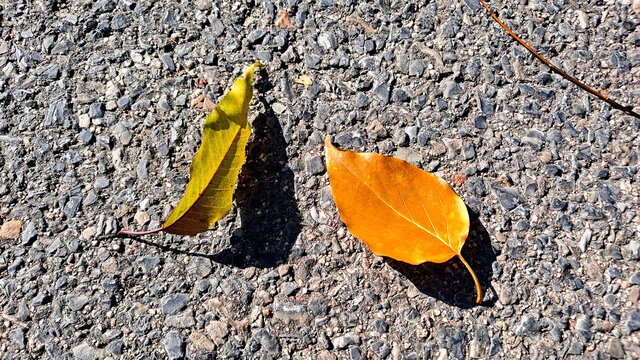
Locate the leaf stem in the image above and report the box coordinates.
[457,254,483,304]
[117,228,163,237]
[478,0,640,120]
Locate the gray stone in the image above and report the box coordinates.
[373,318,389,333]
[110,14,127,30]
[626,310,640,332]
[369,340,391,358]
[9,328,24,347]
[333,334,360,350]
[93,176,110,190]
[116,95,131,109]
[160,293,189,315]
[476,94,494,115]
[72,343,100,360]
[443,80,461,98]
[462,0,481,11]
[66,294,90,311]
[606,338,625,359]
[162,331,184,359]
[409,60,424,77]
[355,92,369,108]
[566,339,583,355]
[160,53,176,72]
[249,329,280,353]
[187,257,212,278]
[305,155,325,175]
[247,29,267,44]
[492,186,525,211]
[21,222,37,245]
[349,347,364,360]
[107,339,124,356]
[79,130,94,143]
[575,315,592,342]
[318,32,337,50]
[374,82,390,104]
[89,103,103,118]
[304,53,322,69]
[515,313,540,336]
[165,311,196,328]
[63,196,82,217]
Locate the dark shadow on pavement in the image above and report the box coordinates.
[387,208,496,308]
[209,74,301,268]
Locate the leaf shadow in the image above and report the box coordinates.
[386,209,496,308]
[209,76,301,268]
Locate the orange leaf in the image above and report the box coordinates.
[324,138,482,304]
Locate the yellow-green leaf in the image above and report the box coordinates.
[119,62,263,236]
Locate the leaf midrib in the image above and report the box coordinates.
[332,153,455,252]
[165,120,244,229]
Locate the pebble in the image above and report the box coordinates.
[606,338,625,358]
[373,318,389,333]
[160,53,176,72]
[134,211,150,225]
[162,331,184,359]
[116,95,131,109]
[409,60,424,77]
[369,340,391,358]
[72,343,100,360]
[66,294,90,311]
[89,103,103,118]
[318,32,337,50]
[79,130,94,143]
[333,334,361,350]
[165,311,196,328]
[515,313,540,336]
[349,347,364,360]
[93,176,110,190]
[186,257,212,278]
[189,332,215,352]
[206,321,229,345]
[373,82,390,104]
[575,315,592,342]
[79,114,91,128]
[9,329,24,347]
[0,220,22,240]
[626,310,640,332]
[160,293,189,315]
[305,155,326,175]
[280,281,299,296]
[492,186,525,211]
[355,92,369,108]
[579,229,592,252]
[475,94,494,115]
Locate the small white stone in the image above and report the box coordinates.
[576,10,589,29]
[134,211,150,226]
[130,51,143,63]
[579,229,592,252]
[272,102,287,115]
[78,114,91,128]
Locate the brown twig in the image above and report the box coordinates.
[478,0,640,119]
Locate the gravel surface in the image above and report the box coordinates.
[1,0,639,359]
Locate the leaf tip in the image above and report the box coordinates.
[245,61,265,77]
